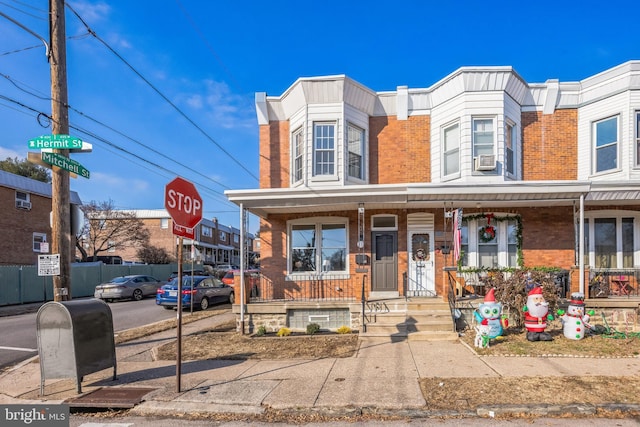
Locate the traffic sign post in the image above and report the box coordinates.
[164,177,203,392]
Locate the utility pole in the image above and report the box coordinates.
[50,0,71,301]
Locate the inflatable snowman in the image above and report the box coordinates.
[559,292,593,340]
[523,286,553,341]
[473,288,507,339]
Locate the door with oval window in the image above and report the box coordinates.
[407,230,435,297]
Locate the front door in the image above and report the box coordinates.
[407,230,435,297]
[371,231,397,293]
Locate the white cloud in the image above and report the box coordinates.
[0,146,22,160]
[67,1,111,24]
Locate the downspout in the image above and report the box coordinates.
[579,194,585,294]
[239,203,245,334]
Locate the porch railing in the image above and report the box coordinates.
[246,273,358,303]
[589,269,639,298]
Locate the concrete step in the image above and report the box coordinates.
[359,330,459,342]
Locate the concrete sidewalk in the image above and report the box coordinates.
[1,310,640,419]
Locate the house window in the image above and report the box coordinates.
[460,215,520,268]
[442,123,460,176]
[290,220,347,273]
[161,218,168,229]
[313,123,335,176]
[107,240,116,253]
[472,118,495,170]
[347,124,364,179]
[202,225,212,237]
[33,233,46,252]
[15,191,31,209]
[505,121,515,175]
[593,116,618,173]
[234,234,239,243]
[293,128,304,183]
[219,231,226,241]
[584,216,635,269]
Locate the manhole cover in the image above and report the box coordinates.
[65,387,156,408]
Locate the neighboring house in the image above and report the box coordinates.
[0,170,82,265]
[226,61,640,332]
[107,210,256,266]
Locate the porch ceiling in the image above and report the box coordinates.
[226,181,596,218]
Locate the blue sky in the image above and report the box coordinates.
[1,0,639,233]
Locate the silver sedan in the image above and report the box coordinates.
[94,275,165,302]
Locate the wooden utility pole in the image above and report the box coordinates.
[50,0,71,301]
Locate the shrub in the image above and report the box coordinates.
[336,325,352,334]
[255,325,266,337]
[276,327,291,337]
[306,323,321,335]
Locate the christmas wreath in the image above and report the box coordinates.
[479,225,496,243]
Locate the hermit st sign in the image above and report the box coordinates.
[29,134,84,150]
[41,152,90,179]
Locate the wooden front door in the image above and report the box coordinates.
[372,231,397,292]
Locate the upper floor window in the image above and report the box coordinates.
[347,124,364,180]
[234,234,239,243]
[219,231,226,241]
[292,128,304,183]
[636,112,640,167]
[593,116,618,173]
[313,123,335,176]
[442,122,460,177]
[15,191,31,210]
[160,218,168,229]
[33,232,46,253]
[505,121,515,175]
[472,118,495,171]
[201,225,212,237]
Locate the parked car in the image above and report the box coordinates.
[156,275,234,310]
[167,269,206,281]
[94,275,165,302]
[221,269,260,285]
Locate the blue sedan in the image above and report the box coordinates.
[156,275,235,310]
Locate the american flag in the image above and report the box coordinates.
[452,208,463,264]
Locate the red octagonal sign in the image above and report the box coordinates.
[165,177,203,237]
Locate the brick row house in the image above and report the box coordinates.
[0,170,82,266]
[226,61,640,333]
[113,210,256,267]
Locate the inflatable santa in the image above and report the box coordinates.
[473,288,507,339]
[559,292,593,340]
[523,286,553,341]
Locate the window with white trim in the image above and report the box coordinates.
[219,231,226,241]
[313,123,336,176]
[593,116,618,173]
[442,122,460,177]
[290,219,347,273]
[583,213,636,268]
[160,218,168,229]
[33,232,46,252]
[202,225,212,237]
[505,121,515,175]
[460,215,519,268]
[472,118,495,171]
[347,124,364,179]
[292,127,304,183]
[107,240,116,253]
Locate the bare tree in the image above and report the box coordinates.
[137,244,173,264]
[76,200,150,261]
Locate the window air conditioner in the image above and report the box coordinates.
[475,154,496,171]
[16,200,32,210]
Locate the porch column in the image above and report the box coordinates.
[579,194,585,294]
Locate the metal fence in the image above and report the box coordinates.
[588,269,639,298]
[247,273,358,302]
[0,262,180,306]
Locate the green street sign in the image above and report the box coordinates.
[41,152,90,179]
[28,134,84,150]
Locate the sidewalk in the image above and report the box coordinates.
[1,308,639,419]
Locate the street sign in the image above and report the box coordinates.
[27,152,77,178]
[165,177,203,232]
[38,254,60,276]
[28,134,84,150]
[172,223,195,240]
[41,152,90,179]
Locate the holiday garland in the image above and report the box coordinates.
[461,213,523,267]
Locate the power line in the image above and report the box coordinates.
[64,3,259,183]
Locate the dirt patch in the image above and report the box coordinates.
[155,326,360,360]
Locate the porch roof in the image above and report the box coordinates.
[226,181,605,218]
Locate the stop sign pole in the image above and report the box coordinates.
[164,177,203,392]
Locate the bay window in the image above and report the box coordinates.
[593,116,618,173]
[443,122,460,177]
[505,121,515,175]
[293,128,304,183]
[313,123,336,176]
[472,118,495,171]
[347,124,364,180]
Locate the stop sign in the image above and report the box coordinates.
[164,177,203,230]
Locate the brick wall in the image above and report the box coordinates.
[370,116,431,184]
[260,122,290,189]
[522,110,578,180]
[0,187,52,265]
